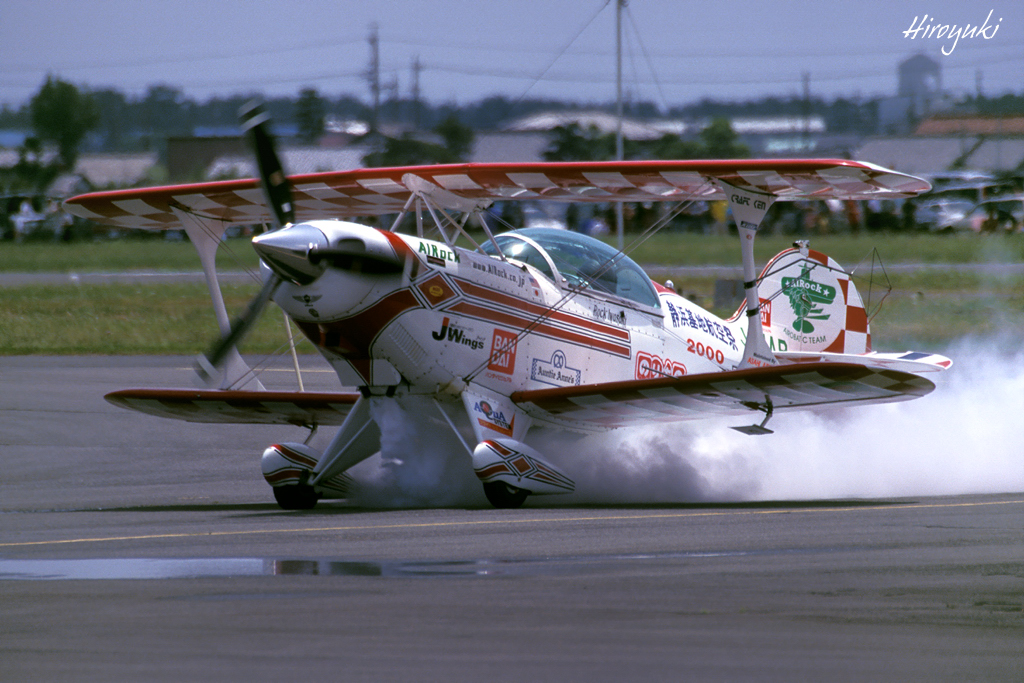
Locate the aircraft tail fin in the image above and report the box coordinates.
[752,243,871,355]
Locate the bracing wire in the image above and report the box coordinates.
[624,5,671,112]
[509,0,614,109]
[463,188,711,383]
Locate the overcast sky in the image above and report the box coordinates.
[2,0,1021,110]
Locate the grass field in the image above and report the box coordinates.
[3,232,1024,272]
[1,232,1021,355]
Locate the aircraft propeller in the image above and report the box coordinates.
[195,102,406,385]
[195,101,294,383]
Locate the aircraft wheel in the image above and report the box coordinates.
[273,484,320,510]
[483,482,529,509]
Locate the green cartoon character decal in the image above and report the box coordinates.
[781,264,837,334]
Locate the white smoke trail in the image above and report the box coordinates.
[549,339,1024,503]
[348,395,486,508]
[345,341,1024,507]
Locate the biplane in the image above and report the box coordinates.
[65,104,951,509]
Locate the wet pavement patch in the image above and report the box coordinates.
[0,550,768,580]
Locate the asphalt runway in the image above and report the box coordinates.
[2,356,1023,682]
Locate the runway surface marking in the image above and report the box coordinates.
[3,497,1021,549]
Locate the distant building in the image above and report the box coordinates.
[206,147,370,179]
[503,111,671,141]
[878,54,950,134]
[167,137,248,181]
[856,114,1024,174]
[899,54,942,117]
[470,132,549,163]
[727,116,827,156]
[915,115,1024,137]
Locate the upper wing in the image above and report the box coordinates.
[511,362,936,431]
[105,388,361,426]
[65,159,929,230]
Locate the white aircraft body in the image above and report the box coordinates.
[65,105,951,508]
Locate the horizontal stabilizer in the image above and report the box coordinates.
[105,388,361,426]
[776,350,952,374]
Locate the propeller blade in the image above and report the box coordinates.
[196,103,296,384]
[196,274,282,384]
[239,100,294,229]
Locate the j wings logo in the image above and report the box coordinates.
[432,317,485,351]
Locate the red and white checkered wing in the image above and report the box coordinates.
[105,388,360,425]
[65,159,930,230]
[511,363,936,431]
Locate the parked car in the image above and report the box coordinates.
[952,196,1024,233]
[913,197,974,232]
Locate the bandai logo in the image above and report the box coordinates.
[488,329,517,374]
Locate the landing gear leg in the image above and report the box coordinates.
[483,482,529,509]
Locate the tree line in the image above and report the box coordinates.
[5,75,1024,196]
[14,76,1018,158]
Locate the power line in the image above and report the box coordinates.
[510,0,615,106]
[624,4,669,111]
[4,36,367,75]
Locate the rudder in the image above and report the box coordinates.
[755,244,870,354]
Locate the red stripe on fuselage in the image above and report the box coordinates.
[455,278,630,342]
[447,300,631,358]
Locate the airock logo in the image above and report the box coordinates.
[781,265,837,334]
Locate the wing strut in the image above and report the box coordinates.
[720,182,778,370]
[401,173,505,259]
[172,208,264,391]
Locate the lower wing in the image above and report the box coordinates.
[105,388,361,426]
[511,362,938,431]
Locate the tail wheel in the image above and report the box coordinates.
[273,484,320,510]
[483,482,529,509]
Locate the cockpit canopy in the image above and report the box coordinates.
[483,227,660,309]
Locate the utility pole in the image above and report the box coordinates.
[368,24,381,135]
[411,55,422,130]
[802,71,811,149]
[615,0,626,251]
